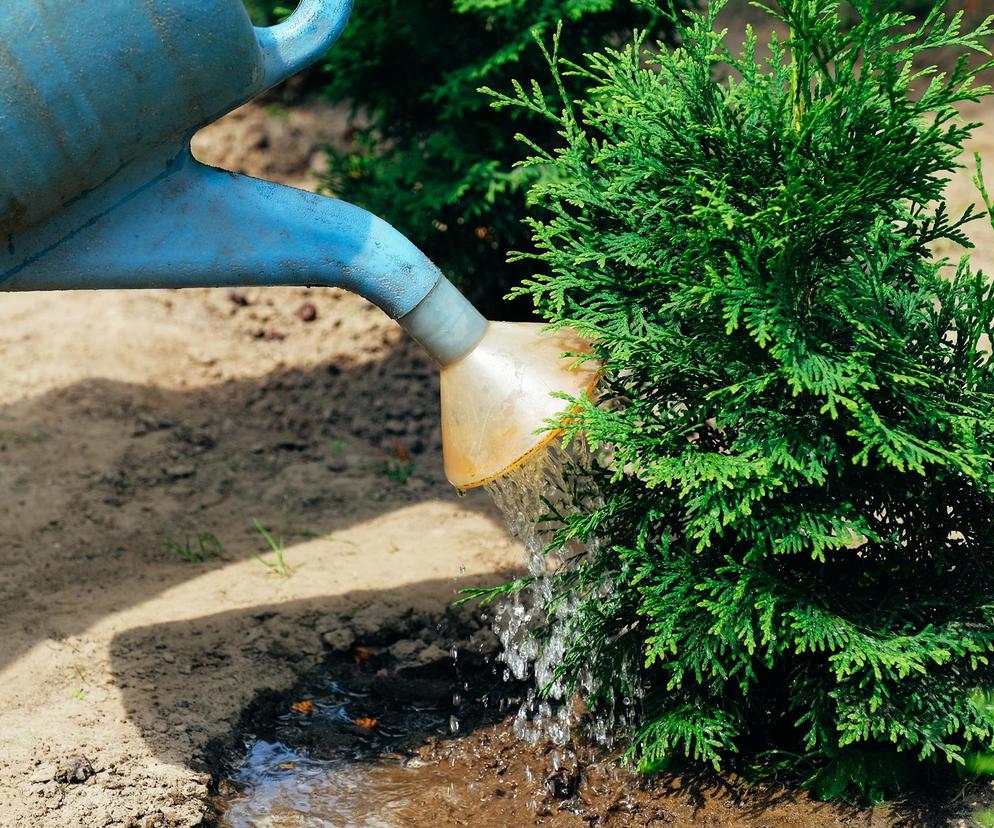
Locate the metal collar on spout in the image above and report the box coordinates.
[399,278,489,367]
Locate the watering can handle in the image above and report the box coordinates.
[254,0,353,90]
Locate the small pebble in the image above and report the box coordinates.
[295,302,318,322]
[414,643,449,666]
[28,764,57,784]
[388,639,424,661]
[227,288,250,306]
[320,627,356,651]
[255,328,286,341]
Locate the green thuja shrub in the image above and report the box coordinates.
[495,0,994,799]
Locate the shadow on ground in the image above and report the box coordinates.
[106,578,507,772]
[0,338,501,675]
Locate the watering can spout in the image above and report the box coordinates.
[431,321,599,490]
[401,281,599,489]
[2,150,451,321]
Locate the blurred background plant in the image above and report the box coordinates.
[243,0,696,315]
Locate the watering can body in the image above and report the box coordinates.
[0,0,599,490]
[0,0,453,319]
[1,0,268,239]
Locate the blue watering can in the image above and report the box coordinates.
[0,0,598,489]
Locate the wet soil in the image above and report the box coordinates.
[209,611,519,826]
[210,613,975,828]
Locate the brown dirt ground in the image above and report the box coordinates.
[3,6,994,827]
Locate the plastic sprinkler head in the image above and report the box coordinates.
[400,279,599,490]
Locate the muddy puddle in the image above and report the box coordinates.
[207,614,949,828]
[210,638,627,828]
[210,620,525,827]
[217,675,445,827]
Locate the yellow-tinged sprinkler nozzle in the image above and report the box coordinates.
[399,278,600,490]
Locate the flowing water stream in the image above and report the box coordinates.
[483,437,621,746]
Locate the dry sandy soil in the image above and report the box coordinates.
[3,8,994,827]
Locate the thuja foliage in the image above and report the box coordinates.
[309,0,691,312]
[496,0,994,798]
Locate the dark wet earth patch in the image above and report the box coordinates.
[206,614,968,828]
[207,613,524,826]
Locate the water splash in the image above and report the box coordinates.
[484,438,638,747]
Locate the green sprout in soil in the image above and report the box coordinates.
[376,442,416,483]
[253,518,293,577]
[381,457,416,483]
[489,0,994,803]
[167,532,223,563]
[70,665,89,703]
[265,103,290,121]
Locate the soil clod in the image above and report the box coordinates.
[227,288,251,306]
[547,766,580,800]
[254,327,286,341]
[56,754,94,784]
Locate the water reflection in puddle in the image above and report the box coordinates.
[216,670,464,828]
[222,739,421,827]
